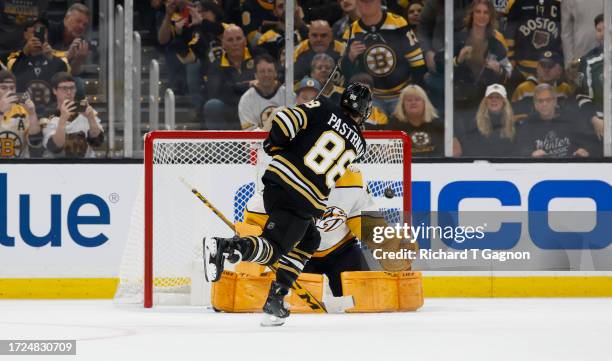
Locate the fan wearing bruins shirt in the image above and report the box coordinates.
[6,20,70,114]
[204,83,372,325]
[504,0,562,79]
[255,0,308,65]
[0,70,42,158]
[341,0,426,115]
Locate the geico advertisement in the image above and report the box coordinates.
[409,163,612,271]
[0,164,141,277]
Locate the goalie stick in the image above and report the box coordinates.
[179,177,354,314]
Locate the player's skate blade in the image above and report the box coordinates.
[203,237,224,282]
[260,281,290,327]
[260,313,286,327]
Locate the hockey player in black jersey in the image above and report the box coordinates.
[204,82,372,326]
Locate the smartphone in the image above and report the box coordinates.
[14,92,28,103]
[34,25,45,42]
[75,98,88,113]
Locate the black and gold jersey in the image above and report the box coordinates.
[256,25,309,64]
[504,0,562,77]
[263,98,366,217]
[340,11,426,99]
[6,52,69,111]
[241,0,276,44]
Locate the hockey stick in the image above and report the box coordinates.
[179,177,351,313]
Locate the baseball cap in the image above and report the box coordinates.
[538,51,563,67]
[485,83,507,98]
[294,77,322,93]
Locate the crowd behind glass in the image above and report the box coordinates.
[0,0,607,159]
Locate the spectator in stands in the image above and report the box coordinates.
[418,0,469,75]
[332,0,360,41]
[241,0,277,46]
[6,20,69,114]
[203,25,257,130]
[310,53,344,100]
[462,83,517,157]
[294,76,321,104]
[309,53,335,89]
[294,20,345,82]
[511,51,572,122]
[238,54,285,129]
[561,0,603,67]
[157,0,191,94]
[504,0,562,83]
[341,0,426,116]
[48,3,91,77]
[0,1,48,54]
[417,0,471,116]
[347,72,388,129]
[453,0,511,138]
[387,84,443,157]
[42,72,104,158]
[516,84,592,158]
[576,13,604,157]
[405,1,423,32]
[0,69,42,158]
[172,1,225,118]
[256,0,308,66]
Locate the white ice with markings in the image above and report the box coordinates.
[0,299,610,361]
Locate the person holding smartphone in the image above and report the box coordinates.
[48,3,92,76]
[5,19,69,115]
[42,72,104,158]
[0,70,42,158]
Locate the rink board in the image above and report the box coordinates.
[0,163,611,298]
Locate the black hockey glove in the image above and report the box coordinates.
[263,138,282,156]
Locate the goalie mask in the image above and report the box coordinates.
[340,82,373,125]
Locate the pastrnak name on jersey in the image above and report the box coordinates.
[326,112,364,157]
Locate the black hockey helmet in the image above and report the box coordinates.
[340,82,373,123]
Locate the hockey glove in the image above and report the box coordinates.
[263,138,283,156]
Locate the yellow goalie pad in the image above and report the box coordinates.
[211,270,324,313]
[341,271,424,312]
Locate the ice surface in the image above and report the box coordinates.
[0,299,610,361]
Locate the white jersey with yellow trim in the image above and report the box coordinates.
[245,163,376,256]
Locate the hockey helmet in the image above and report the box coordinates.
[340,82,373,123]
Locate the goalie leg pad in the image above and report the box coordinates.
[211,271,324,313]
[341,271,424,312]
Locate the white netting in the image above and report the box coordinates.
[115,133,408,306]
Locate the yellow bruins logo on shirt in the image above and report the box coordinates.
[365,44,396,77]
[0,131,23,158]
[316,206,348,232]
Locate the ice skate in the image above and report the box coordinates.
[260,281,290,327]
[203,236,242,282]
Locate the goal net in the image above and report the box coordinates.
[116,131,411,307]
